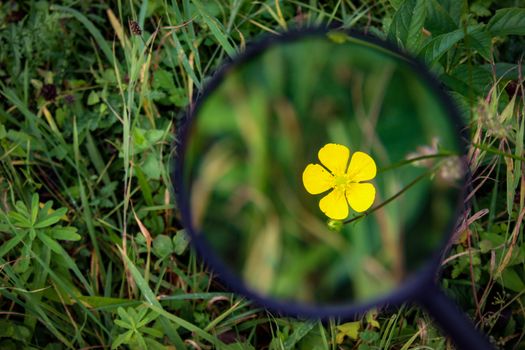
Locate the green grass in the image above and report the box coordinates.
[0,0,524,349]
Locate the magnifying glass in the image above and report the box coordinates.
[173,27,494,350]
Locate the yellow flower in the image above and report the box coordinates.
[302,143,377,220]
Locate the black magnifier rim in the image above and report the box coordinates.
[173,26,469,320]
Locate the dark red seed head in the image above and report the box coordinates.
[41,84,57,101]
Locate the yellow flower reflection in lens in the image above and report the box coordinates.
[302,143,377,220]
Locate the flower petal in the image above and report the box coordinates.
[303,164,334,194]
[346,183,375,213]
[319,188,349,220]
[318,143,350,176]
[347,151,377,182]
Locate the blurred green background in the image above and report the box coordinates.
[184,33,463,305]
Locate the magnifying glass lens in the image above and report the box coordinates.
[181,32,464,307]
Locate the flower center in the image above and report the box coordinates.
[334,174,351,187]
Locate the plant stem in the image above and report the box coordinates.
[344,170,434,225]
[378,153,456,173]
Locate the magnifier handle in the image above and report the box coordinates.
[417,286,495,350]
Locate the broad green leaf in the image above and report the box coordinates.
[388,0,405,10]
[465,25,491,60]
[479,240,493,254]
[153,235,173,258]
[152,69,176,90]
[0,320,31,342]
[424,0,457,35]
[141,153,162,181]
[449,63,493,96]
[173,229,190,255]
[388,0,427,52]
[336,321,360,344]
[438,0,462,25]
[487,8,525,36]
[419,28,467,63]
[87,91,100,105]
[480,63,525,81]
[497,267,525,293]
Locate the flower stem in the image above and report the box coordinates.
[378,153,456,173]
[343,169,434,225]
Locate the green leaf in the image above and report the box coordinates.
[112,332,133,350]
[141,154,162,181]
[152,69,175,90]
[0,124,6,139]
[87,91,100,105]
[465,25,491,60]
[193,0,237,57]
[144,337,169,350]
[38,233,63,254]
[14,240,32,273]
[449,63,493,96]
[0,234,26,259]
[336,321,360,344]
[153,235,173,259]
[487,8,525,36]
[479,240,493,253]
[388,0,405,10]
[119,250,159,306]
[118,307,134,325]
[50,226,81,241]
[34,207,67,229]
[419,27,466,63]
[146,304,224,348]
[173,229,190,255]
[30,193,39,225]
[388,0,427,52]
[282,321,316,349]
[0,320,31,342]
[480,63,525,81]
[8,211,31,228]
[497,267,525,293]
[114,319,132,329]
[424,0,457,35]
[77,296,139,309]
[141,326,163,338]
